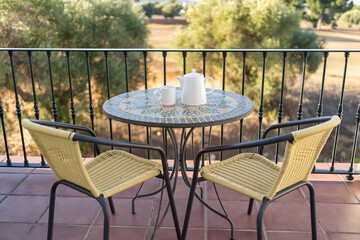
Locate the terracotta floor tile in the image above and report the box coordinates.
[207,230,257,240]
[161,177,203,200]
[32,168,53,174]
[0,166,33,173]
[7,156,28,164]
[147,227,202,240]
[151,198,204,228]
[94,198,153,227]
[309,173,342,181]
[57,185,92,198]
[111,178,161,199]
[0,173,27,194]
[309,181,358,203]
[0,195,48,223]
[38,197,99,225]
[272,188,306,202]
[207,200,257,230]
[315,163,331,169]
[86,226,146,240]
[207,183,249,201]
[328,233,360,240]
[12,174,57,196]
[317,203,360,233]
[263,202,318,232]
[333,163,354,170]
[267,231,326,240]
[0,223,32,240]
[27,224,88,240]
[345,181,360,202]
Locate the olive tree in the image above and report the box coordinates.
[340,9,360,28]
[0,0,148,123]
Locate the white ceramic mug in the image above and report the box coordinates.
[154,86,176,105]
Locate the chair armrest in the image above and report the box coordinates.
[29,119,97,137]
[262,116,332,139]
[195,133,294,165]
[73,133,165,153]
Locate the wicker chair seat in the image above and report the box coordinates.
[200,153,280,201]
[85,150,162,198]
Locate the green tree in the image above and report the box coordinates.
[305,0,353,28]
[340,9,360,28]
[0,0,148,124]
[173,0,323,109]
[141,2,155,18]
[161,0,182,19]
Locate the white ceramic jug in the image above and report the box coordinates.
[176,69,215,105]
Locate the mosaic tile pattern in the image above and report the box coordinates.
[103,88,253,128]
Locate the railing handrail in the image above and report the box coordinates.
[1,48,360,52]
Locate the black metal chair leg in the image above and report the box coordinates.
[247,198,254,215]
[47,181,61,240]
[306,182,317,240]
[108,196,115,214]
[257,198,270,240]
[97,196,110,240]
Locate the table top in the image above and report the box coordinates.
[103,88,253,128]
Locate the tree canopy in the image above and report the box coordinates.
[0,0,148,123]
[173,0,324,109]
[340,9,360,28]
[305,0,354,28]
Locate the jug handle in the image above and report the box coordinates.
[176,76,184,89]
[204,77,215,94]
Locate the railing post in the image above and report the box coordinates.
[143,51,151,159]
[46,51,58,122]
[84,51,95,131]
[122,51,132,152]
[8,51,28,166]
[317,52,329,117]
[330,52,350,172]
[297,51,308,126]
[0,99,11,166]
[220,51,227,161]
[347,104,360,180]
[104,51,113,150]
[28,51,45,166]
[238,52,247,154]
[275,51,287,163]
[27,51,40,120]
[257,52,267,153]
[162,51,168,157]
[66,51,76,125]
[201,51,207,166]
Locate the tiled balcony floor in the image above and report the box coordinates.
[0,159,359,240]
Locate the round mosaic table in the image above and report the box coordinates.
[103,88,254,238]
[103,88,254,128]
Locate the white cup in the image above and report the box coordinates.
[154,86,176,105]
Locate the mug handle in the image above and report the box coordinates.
[204,77,215,94]
[154,89,162,101]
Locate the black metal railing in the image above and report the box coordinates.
[0,48,359,180]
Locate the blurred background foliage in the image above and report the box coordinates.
[172,0,324,109]
[0,0,149,124]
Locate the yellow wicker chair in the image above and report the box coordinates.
[182,116,340,240]
[22,119,180,240]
